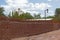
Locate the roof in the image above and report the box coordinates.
[26,19,52,21]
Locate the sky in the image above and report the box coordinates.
[0,0,60,17]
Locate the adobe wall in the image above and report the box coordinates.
[0,20,60,40]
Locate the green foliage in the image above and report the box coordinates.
[0,7,5,16]
[8,11,19,18]
[8,12,11,17]
[33,13,41,19]
[19,12,34,19]
[53,8,60,21]
[12,11,19,18]
[55,8,60,17]
[8,11,34,19]
[46,16,54,19]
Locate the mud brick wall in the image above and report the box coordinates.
[0,20,60,40]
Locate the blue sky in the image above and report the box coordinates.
[0,0,60,17]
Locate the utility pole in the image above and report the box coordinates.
[44,9,48,20]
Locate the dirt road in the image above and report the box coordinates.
[12,29,60,40]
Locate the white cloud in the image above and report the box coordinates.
[6,0,28,4]
[48,0,52,1]
[5,0,28,8]
[1,0,28,15]
[1,0,52,16]
[36,3,52,10]
[47,10,54,16]
[23,3,52,11]
[48,0,60,2]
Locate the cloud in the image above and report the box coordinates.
[1,0,52,16]
[5,0,28,8]
[48,0,52,1]
[47,10,54,16]
[1,0,28,15]
[35,3,52,10]
[48,0,60,2]
[1,5,12,15]
[6,0,28,4]
[22,3,52,11]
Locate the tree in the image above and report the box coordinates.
[12,11,19,18]
[46,16,54,19]
[33,13,41,19]
[8,11,19,18]
[55,8,60,17]
[0,7,5,16]
[8,12,11,17]
[53,8,60,21]
[8,10,34,19]
[19,12,34,19]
